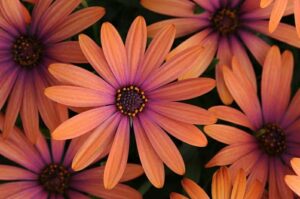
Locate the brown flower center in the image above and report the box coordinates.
[116,86,147,117]
[255,123,287,156]
[38,163,71,195]
[12,35,43,68]
[212,8,239,35]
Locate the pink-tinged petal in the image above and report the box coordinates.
[35,134,51,164]
[0,0,26,34]
[230,37,257,91]
[141,0,196,17]
[47,42,86,63]
[148,110,208,147]
[104,117,130,189]
[143,45,204,91]
[3,71,25,138]
[261,46,281,123]
[282,89,300,128]
[231,169,247,199]
[133,119,165,188]
[47,7,105,43]
[67,191,90,199]
[49,63,113,94]
[295,0,300,37]
[239,30,270,66]
[0,182,37,198]
[79,34,118,87]
[291,158,300,176]
[150,78,215,101]
[204,125,256,145]
[125,16,147,84]
[223,66,262,130]
[211,167,231,199]
[150,102,216,125]
[285,175,300,196]
[45,86,113,107]
[147,17,208,38]
[101,22,128,84]
[72,114,120,171]
[141,116,185,175]
[248,21,300,47]
[275,50,293,123]
[247,154,268,188]
[0,68,18,111]
[52,106,115,140]
[209,106,254,129]
[30,0,52,34]
[72,182,142,199]
[0,165,36,180]
[138,25,175,83]
[181,178,209,199]
[244,180,264,199]
[51,140,65,163]
[194,0,215,11]
[269,0,288,33]
[269,158,281,199]
[170,193,189,199]
[205,143,257,167]
[7,186,46,199]
[39,0,81,37]
[275,158,293,198]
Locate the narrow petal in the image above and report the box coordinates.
[45,86,113,107]
[141,0,196,17]
[141,116,185,175]
[247,154,268,189]
[212,167,231,199]
[79,34,118,87]
[52,106,115,140]
[269,0,288,33]
[209,106,254,129]
[6,186,45,199]
[291,158,300,176]
[170,193,189,199]
[261,46,281,123]
[0,182,37,198]
[0,68,18,111]
[260,0,273,7]
[30,0,52,34]
[101,22,128,84]
[47,42,87,63]
[148,78,215,101]
[285,175,300,196]
[269,158,280,199]
[231,169,247,199]
[150,102,216,125]
[125,16,147,83]
[104,117,130,189]
[46,7,105,43]
[72,114,120,171]
[133,119,165,188]
[282,89,300,128]
[51,140,65,163]
[120,164,144,182]
[148,110,208,147]
[204,125,255,145]
[49,63,113,94]
[67,191,90,199]
[0,165,36,180]
[295,0,300,37]
[181,178,209,199]
[275,159,293,199]
[244,180,264,199]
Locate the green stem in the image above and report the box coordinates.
[138,181,152,195]
[81,0,88,7]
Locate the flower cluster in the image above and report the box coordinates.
[0,0,299,198]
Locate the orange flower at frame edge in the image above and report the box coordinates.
[285,158,300,196]
[45,16,217,189]
[205,46,300,199]
[170,167,263,199]
[0,0,104,143]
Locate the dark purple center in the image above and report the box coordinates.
[38,163,71,194]
[116,86,147,117]
[212,8,239,35]
[12,35,43,68]
[256,123,287,156]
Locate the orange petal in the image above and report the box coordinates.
[45,86,113,107]
[285,175,300,196]
[294,0,300,37]
[212,167,231,199]
[170,192,189,199]
[52,106,115,140]
[181,178,209,199]
[0,68,18,112]
[120,164,144,182]
[275,159,293,199]
[282,89,300,128]
[260,0,274,8]
[104,117,130,189]
[291,158,300,177]
[133,119,165,188]
[0,165,35,180]
[231,169,247,199]
[244,180,264,199]
[269,0,288,33]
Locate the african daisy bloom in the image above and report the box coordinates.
[45,16,217,189]
[0,0,104,142]
[170,167,263,199]
[260,0,300,37]
[141,0,299,104]
[205,46,300,199]
[285,158,300,196]
[0,114,143,199]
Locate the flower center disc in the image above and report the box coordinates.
[12,35,43,68]
[212,8,239,35]
[116,86,147,117]
[39,163,71,194]
[255,123,287,156]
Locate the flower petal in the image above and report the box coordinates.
[282,89,300,128]
[269,0,288,33]
[291,158,300,176]
[0,165,36,180]
[244,180,264,199]
[285,175,300,196]
[231,169,247,199]
[182,178,209,199]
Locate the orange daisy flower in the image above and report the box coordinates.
[205,46,300,198]
[285,158,300,196]
[0,0,104,142]
[45,16,217,189]
[141,0,299,104]
[170,167,263,199]
[260,0,300,37]
[0,114,143,198]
